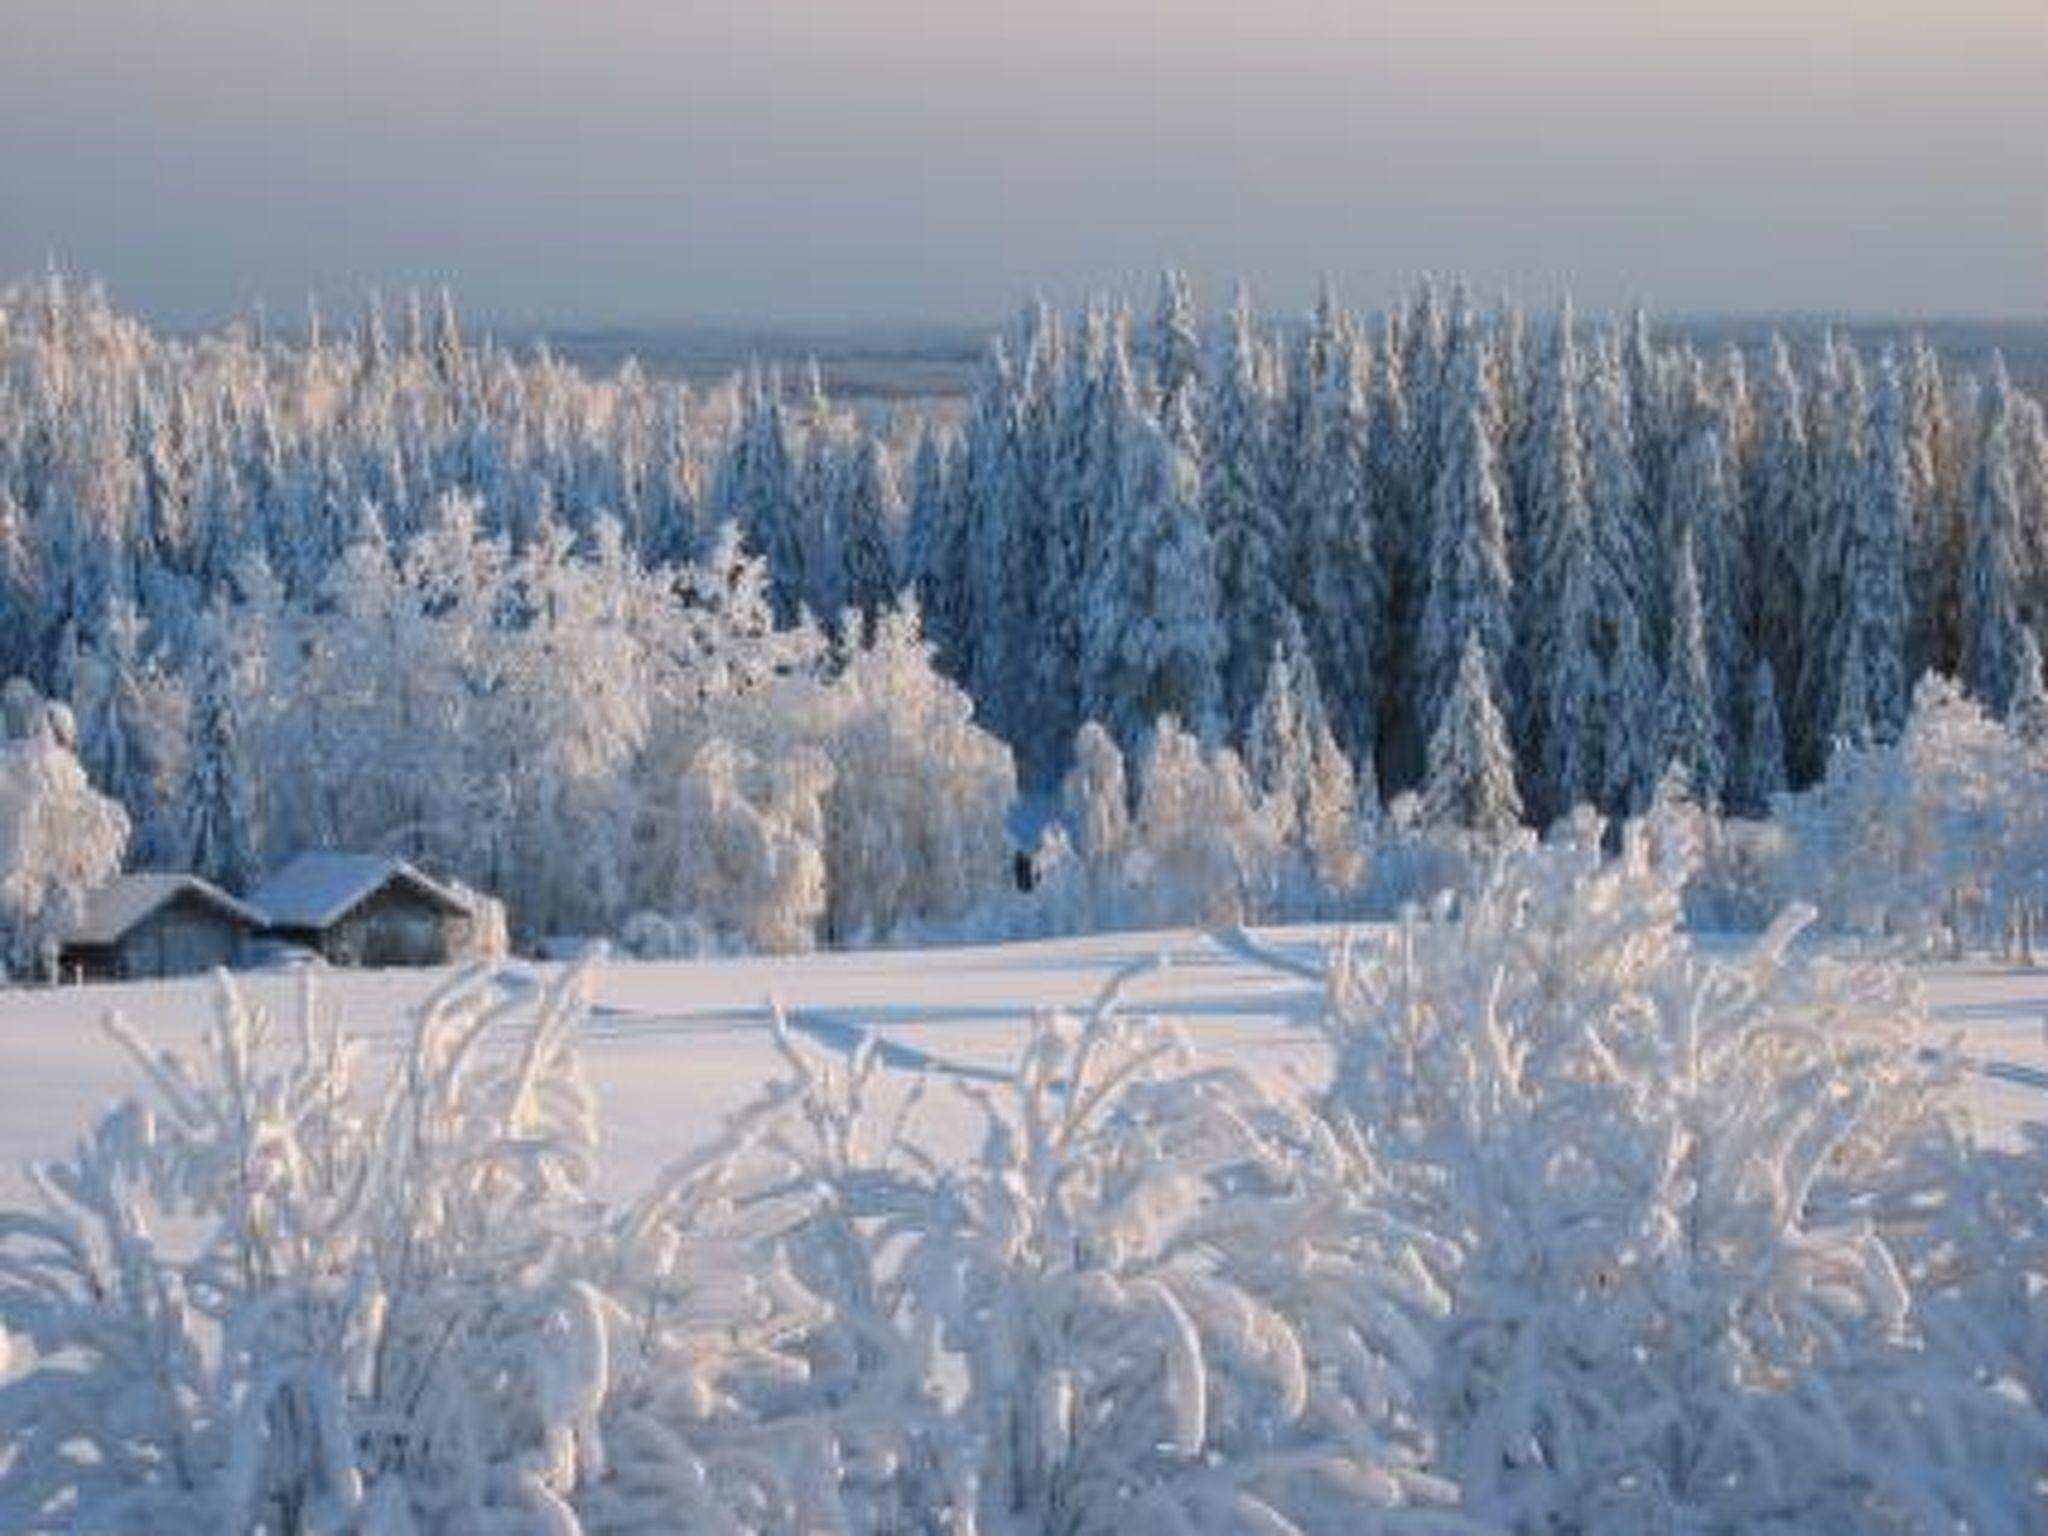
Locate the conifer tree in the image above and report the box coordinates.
[179,604,260,892]
[1659,530,1725,805]
[1415,336,1513,748]
[1835,349,1914,741]
[1150,268,1201,418]
[1744,336,1812,750]
[836,434,899,635]
[1082,395,1223,749]
[1290,323,1381,768]
[2010,627,2048,748]
[1734,660,1789,815]
[1962,358,2028,712]
[1204,286,1291,735]
[1421,632,1522,838]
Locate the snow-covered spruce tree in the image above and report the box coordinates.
[1320,832,2048,1530]
[1244,619,1368,910]
[1149,267,1202,419]
[177,602,263,893]
[902,427,970,670]
[2010,626,2048,748]
[1288,314,1383,770]
[1732,659,1789,817]
[1419,633,1522,842]
[834,432,900,639]
[1962,357,2030,714]
[1414,335,1513,752]
[1515,299,1610,825]
[68,596,185,865]
[1744,336,1812,731]
[1203,286,1292,737]
[1042,305,1140,780]
[1661,355,1747,743]
[1824,347,1914,744]
[711,368,804,626]
[1658,529,1726,805]
[1081,394,1224,750]
[0,681,128,976]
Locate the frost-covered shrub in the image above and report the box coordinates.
[668,737,833,955]
[0,680,129,977]
[893,970,1457,1533]
[1772,673,2048,954]
[0,966,612,1531]
[811,602,1017,944]
[1321,828,2048,1530]
[0,965,851,1534]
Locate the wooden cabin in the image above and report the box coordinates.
[59,874,267,981]
[250,852,476,968]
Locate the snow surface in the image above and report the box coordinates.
[0,923,2041,1202]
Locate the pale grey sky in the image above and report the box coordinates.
[3,1,2043,327]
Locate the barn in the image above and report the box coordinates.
[58,873,268,982]
[250,853,478,968]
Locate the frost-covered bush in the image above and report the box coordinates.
[0,679,129,977]
[668,737,832,955]
[810,602,1017,944]
[0,965,850,1534]
[1772,673,2048,954]
[1321,827,2048,1530]
[759,965,1463,1534]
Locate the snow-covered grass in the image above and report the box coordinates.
[0,922,2041,1205]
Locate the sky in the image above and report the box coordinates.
[2,1,2043,330]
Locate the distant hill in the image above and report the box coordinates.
[498,315,2048,410]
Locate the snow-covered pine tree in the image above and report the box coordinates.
[1742,335,1812,759]
[1962,357,2029,713]
[1516,298,1601,821]
[1905,338,1962,678]
[1203,285,1292,737]
[1149,267,1201,418]
[1082,394,1224,748]
[1659,529,1726,805]
[1244,614,1318,844]
[2010,626,2048,748]
[1415,331,1513,750]
[712,367,804,623]
[1421,631,1522,839]
[835,433,899,639]
[1289,313,1382,770]
[1734,659,1789,815]
[1833,348,1914,741]
[1662,353,1746,744]
[178,602,261,892]
[903,427,969,673]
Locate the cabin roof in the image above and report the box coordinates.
[63,873,267,949]
[247,852,472,931]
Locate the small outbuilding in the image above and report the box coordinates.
[58,873,268,982]
[250,852,477,968]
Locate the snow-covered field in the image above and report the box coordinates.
[3,923,2043,1199]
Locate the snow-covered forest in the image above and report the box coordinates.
[1,272,2046,959]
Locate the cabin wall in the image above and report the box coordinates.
[322,888,473,967]
[121,896,248,978]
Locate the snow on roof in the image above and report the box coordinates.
[64,873,266,948]
[248,852,472,931]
